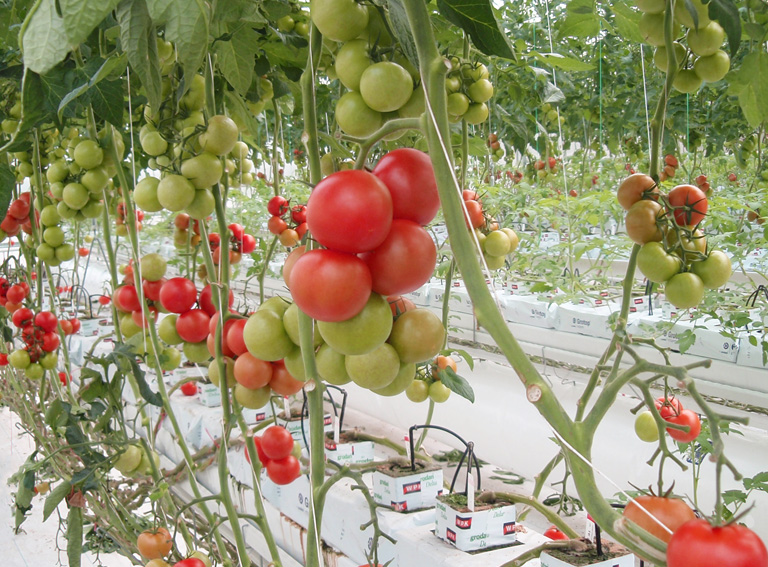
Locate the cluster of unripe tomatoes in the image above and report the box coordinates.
[619,171,731,309]
[462,189,520,270]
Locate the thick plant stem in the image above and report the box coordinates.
[649,1,679,180]
[300,22,327,567]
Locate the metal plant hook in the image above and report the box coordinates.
[324,384,348,431]
[407,424,482,492]
[645,279,654,316]
[746,284,768,308]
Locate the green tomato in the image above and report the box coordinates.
[158,314,183,345]
[467,79,494,104]
[243,309,294,361]
[388,308,445,364]
[687,21,725,57]
[133,177,163,213]
[39,352,58,370]
[283,346,307,381]
[55,243,75,262]
[40,204,61,227]
[234,383,271,409]
[73,139,104,170]
[639,13,680,46]
[310,0,369,42]
[398,85,425,118]
[665,272,704,309]
[183,340,211,364]
[181,152,223,189]
[277,15,295,32]
[282,302,324,347]
[428,380,451,403]
[634,411,659,443]
[693,50,730,83]
[157,174,196,212]
[37,243,58,264]
[8,349,31,369]
[62,182,90,210]
[160,347,182,371]
[674,0,710,28]
[483,230,512,257]
[25,362,44,380]
[690,250,731,289]
[446,93,470,117]
[345,342,400,390]
[43,226,65,247]
[406,379,429,402]
[185,188,216,220]
[140,253,167,282]
[199,115,239,156]
[334,39,373,91]
[335,91,382,138]
[80,198,104,219]
[259,296,292,317]
[209,358,236,388]
[637,0,665,13]
[637,242,682,283]
[371,362,416,397]
[672,69,702,94]
[653,42,686,73]
[140,130,169,157]
[317,293,392,355]
[46,160,69,183]
[315,344,352,385]
[359,62,414,113]
[463,103,489,125]
[114,445,143,475]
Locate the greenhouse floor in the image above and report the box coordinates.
[0,406,133,567]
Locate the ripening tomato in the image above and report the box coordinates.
[12,307,34,328]
[234,352,273,389]
[267,195,289,216]
[668,184,708,226]
[306,169,393,253]
[667,519,768,567]
[464,199,484,229]
[116,285,142,313]
[269,360,304,396]
[226,318,248,356]
[625,200,664,245]
[623,495,696,543]
[655,396,683,418]
[360,220,437,296]
[372,149,440,226]
[288,249,372,322]
[268,215,288,235]
[180,381,198,396]
[173,558,206,567]
[281,245,305,287]
[137,527,173,559]
[198,284,234,316]
[617,173,658,210]
[175,309,211,343]
[543,526,570,540]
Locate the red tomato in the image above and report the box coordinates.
[667,519,768,567]
[462,189,480,201]
[372,148,440,226]
[58,371,68,384]
[234,352,273,389]
[291,204,307,224]
[668,184,708,226]
[78,247,89,257]
[543,526,569,540]
[228,222,245,240]
[655,396,683,419]
[6,284,26,304]
[98,295,111,305]
[32,311,57,332]
[261,426,295,460]
[665,409,701,443]
[266,455,301,485]
[198,284,234,316]
[267,195,289,216]
[160,277,198,314]
[59,319,74,335]
[281,245,305,287]
[69,318,81,333]
[226,318,248,356]
[623,495,696,543]
[12,307,34,328]
[173,559,206,567]
[269,360,304,396]
[180,381,198,396]
[0,353,7,366]
[241,233,256,253]
[306,169,393,254]
[116,285,142,312]
[142,278,166,302]
[245,435,271,466]
[361,220,437,296]
[175,309,211,343]
[288,249,372,322]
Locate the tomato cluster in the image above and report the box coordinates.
[246,425,302,485]
[487,133,505,162]
[694,173,713,196]
[634,396,702,445]
[267,195,307,248]
[207,223,257,266]
[405,354,458,404]
[115,200,145,237]
[172,213,202,249]
[0,191,33,242]
[533,156,560,180]
[641,0,731,91]
[462,190,520,270]
[445,58,493,124]
[619,172,732,310]
[658,154,679,182]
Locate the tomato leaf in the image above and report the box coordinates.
[439,367,474,403]
[386,0,419,70]
[610,0,644,44]
[214,27,258,96]
[19,0,70,75]
[58,55,127,119]
[530,52,594,73]
[449,348,475,371]
[435,0,515,60]
[557,0,600,40]
[116,0,163,113]
[708,0,741,58]
[146,0,210,79]
[87,77,126,128]
[60,0,121,47]
[43,479,72,521]
[726,51,768,128]
[109,344,163,407]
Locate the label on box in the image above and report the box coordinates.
[372,467,443,512]
[554,302,619,340]
[79,317,110,337]
[405,283,430,306]
[504,295,557,328]
[325,439,375,465]
[435,499,517,551]
[540,550,635,567]
[736,333,768,369]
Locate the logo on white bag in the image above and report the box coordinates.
[392,500,407,512]
[503,522,516,535]
[446,528,456,543]
[455,516,472,529]
[402,481,421,494]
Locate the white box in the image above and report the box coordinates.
[79,317,111,337]
[434,497,517,551]
[634,316,739,363]
[504,294,557,328]
[262,472,311,526]
[406,283,431,306]
[372,463,443,512]
[540,550,635,567]
[554,300,620,340]
[199,383,221,407]
[736,332,768,369]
